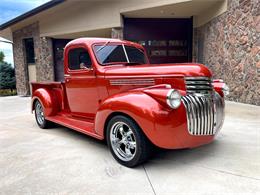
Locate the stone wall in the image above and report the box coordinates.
[111,27,123,39]
[12,22,54,96]
[195,0,260,105]
[38,37,54,82]
[13,23,40,95]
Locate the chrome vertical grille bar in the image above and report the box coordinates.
[206,99,211,135]
[204,98,209,135]
[197,96,204,135]
[210,102,214,135]
[187,96,196,134]
[182,98,190,131]
[200,97,206,135]
[182,92,224,136]
[190,96,199,135]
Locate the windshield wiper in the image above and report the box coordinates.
[96,41,111,53]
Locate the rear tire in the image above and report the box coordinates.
[106,115,153,167]
[34,100,51,129]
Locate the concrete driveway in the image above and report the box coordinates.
[0,96,259,195]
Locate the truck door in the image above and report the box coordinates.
[64,46,99,119]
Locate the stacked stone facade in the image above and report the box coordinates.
[111,27,123,39]
[195,0,260,105]
[38,37,54,82]
[13,22,54,96]
[13,23,40,95]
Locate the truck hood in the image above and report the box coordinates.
[103,63,212,78]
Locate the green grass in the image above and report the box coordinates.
[0,89,17,96]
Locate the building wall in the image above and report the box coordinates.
[12,22,54,95]
[196,0,260,105]
[37,0,226,38]
[13,23,40,95]
[38,37,54,82]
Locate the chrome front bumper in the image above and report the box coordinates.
[181,92,225,136]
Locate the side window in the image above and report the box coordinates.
[68,48,92,70]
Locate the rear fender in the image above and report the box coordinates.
[32,88,59,116]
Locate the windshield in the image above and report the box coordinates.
[94,44,147,65]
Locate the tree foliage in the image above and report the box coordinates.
[0,51,4,63]
[0,54,16,90]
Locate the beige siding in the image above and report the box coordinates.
[38,0,227,38]
[1,0,227,40]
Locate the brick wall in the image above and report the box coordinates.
[195,0,260,105]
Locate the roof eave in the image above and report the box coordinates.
[0,0,65,30]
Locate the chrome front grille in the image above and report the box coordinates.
[182,92,224,136]
[185,77,213,95]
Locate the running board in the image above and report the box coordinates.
[46,115,103,140]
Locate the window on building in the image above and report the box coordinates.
[24,38,35,64]
[68,48,92,70]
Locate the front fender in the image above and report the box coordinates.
[94,91,187,148]
[95,91,157,138]
[32,88,59,117]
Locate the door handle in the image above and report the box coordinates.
[64,74,70,83]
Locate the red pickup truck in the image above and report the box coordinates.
[31,38,228,167]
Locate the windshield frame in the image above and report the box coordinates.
[92,42,149,66]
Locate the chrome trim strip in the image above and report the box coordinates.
[185,77,213,95]
[185,77,212,81]
[110,79,155,86]
[122,44,130,63]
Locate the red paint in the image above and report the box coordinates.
[31,38,226,149]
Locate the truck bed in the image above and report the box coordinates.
[31,81,67,112]
[31,81,102,139]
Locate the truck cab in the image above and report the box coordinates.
[31,38,228,167]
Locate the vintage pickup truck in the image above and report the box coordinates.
[31,38,229,167]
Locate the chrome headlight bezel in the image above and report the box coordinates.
[222,84,229,96]
[166,89,182,109]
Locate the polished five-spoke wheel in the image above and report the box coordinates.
[110,121,137,161]
[34,100,50,129]
[35,101,44,125]
[107,115,153,167]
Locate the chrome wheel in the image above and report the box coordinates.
[35,101,44,125]
[110,121,137,161]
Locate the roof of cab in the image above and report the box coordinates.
[66,38,142,48]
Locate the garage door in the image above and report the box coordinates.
[124,18,193,64]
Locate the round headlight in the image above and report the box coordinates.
[166,89,182,109]
[222,84,229,96]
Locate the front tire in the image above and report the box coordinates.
[34,100,51,129]
[106,115,153,167]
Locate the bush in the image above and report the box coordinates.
[0,89,17,96]
[0,61,16,91]
[0,51,4,62]
[0,51,16,96]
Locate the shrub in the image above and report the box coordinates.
[0,61,16,90]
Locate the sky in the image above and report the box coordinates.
[0,0,50,65]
